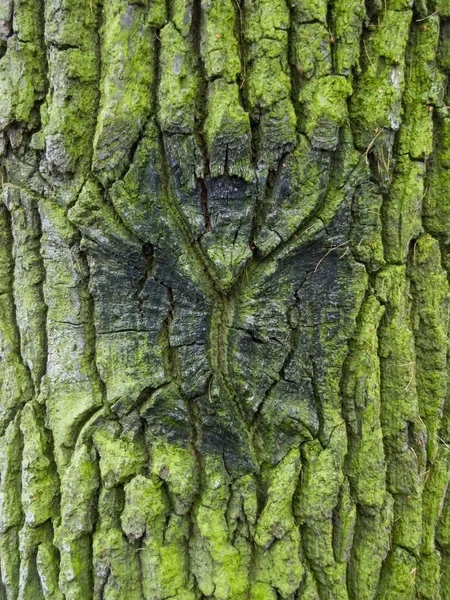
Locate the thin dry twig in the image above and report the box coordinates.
[314,241,349,272]
[416,11,438,22]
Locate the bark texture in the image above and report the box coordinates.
[1,0,450,598]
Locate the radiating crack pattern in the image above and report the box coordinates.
[0,0,450,598]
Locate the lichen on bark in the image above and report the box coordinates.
[0,0,450,598]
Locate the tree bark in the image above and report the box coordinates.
[0,0,450,598]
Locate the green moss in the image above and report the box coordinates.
[249,582,277,600]
[255,133,330,256]
[58,535,93,600]
[58,444,99,539]
[20,402,59,527]
[252,527,303,597]
[203,228,253,289]
[258,98,297,170]
[342,295,386,510]
[0,415,22,532]
[408,235,449,463]
[421,445,450,555]
[171,0,193,36]
[436,482,450,550]
[201,0,241,82]
[245,55,291,112]
[44,45,98,177]
[243,0,296,170]
[36,542,64,600]
[204,79,252,180]
[0,527,21,599]
[382,157,424,264]
[290,0,327,23]
[45,0,99,48]
[191,455,250,599]
[244,0,290,44]
[92,1,154,185]
[38,197,104,471]
[291,23,331,79]
[376,266,425,554]
[121,470,195,599]
[333,478,356,563]
[255,448,301,548]
[141,513,196,600]
[295,441,346,596]
[5,189,47,387]
[423,115,450,244]
[350,9,412,149]
[93,421,147,488]
[0,38,46,131]
[109,120,165,243]
[298,76,352,150]
[332,0,365,74]
[417,551,442,599]
[376,547,416,600]
[93,488,144,600]
[149,439,199,515]
[350,182,385,271]
[296,440,339,508]
[69,179,168,411]
[158,22,198,134]
[396,16,443,160]
[251,449,303,595]
[121,474,167,539]
[347,495,394,600]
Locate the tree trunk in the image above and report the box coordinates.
[0,0,450,598]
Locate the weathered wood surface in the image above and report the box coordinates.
[1,0,450,597]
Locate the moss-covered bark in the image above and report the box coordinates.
[1,0,450,598]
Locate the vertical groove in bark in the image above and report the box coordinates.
[1,0,450,598]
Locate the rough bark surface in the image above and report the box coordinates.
[1,0,450,598]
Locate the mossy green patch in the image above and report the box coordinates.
[408,235,449,463]
[44,44,98,176]
[255,133,331,257]
[58,444,99,540]
[0,415,23,533]
[5,189,47,388]
[376,546,416,600]
[332,0,365,74]
[200,0,241,82]
[149,438,199,515]
[350,9,412,149]
[291,23,331,80]
[93,487,144,600]
[204,79,252,181]
[252,449,303,595]
[36,542,64,600]
[121,474,167,540]
[290,0,327,23]
[158,22,199,134]
[93,421,147,488]
[347,495,394,600]
[424,114,450,244]
[332,478,356,563]
[342,295,386,510]
[20,402,59,527]
[0,38,46,132]
[298,76,352,150]
[350,182,385,271]
[141,513,196,600]
[92,1,155,185]
[382,157,424,264]
[191,454,250,599]
[397,15,444,160]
